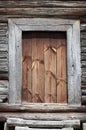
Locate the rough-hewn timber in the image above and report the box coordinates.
[0,0,85,108]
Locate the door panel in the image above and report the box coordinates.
[22,31,67,103]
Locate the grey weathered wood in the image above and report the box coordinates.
[0,80,8,102]
[0,8,86,17]
[82,96,86,105]
[67,21,81,105]
[4,122,8,130]
[0,88,8,95]
[83,123,86,130]
[7,118,80,128]
[9,20,22,104]
[0,112,86,122]
[0,22,8,75]
[15,126,73,130]
[8,18,81,105]
[0,80,8,88]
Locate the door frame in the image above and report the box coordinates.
[8,18,81,106]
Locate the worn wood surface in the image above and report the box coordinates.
[0,1,85,22]
[0,103,86,113]
[15,127,74,130]
[9,20,22,104]
[0,1,86,8]
[57,39,67,103]
[22,32,32,102]
[83,123,86,130]
[0,112,86,122]
[32,32,44,103]
[7,118,80,129]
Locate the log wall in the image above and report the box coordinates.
[0,1,86,106]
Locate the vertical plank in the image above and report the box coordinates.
[57,39,67,103]
[32,32,44,103]
[83,123,86,130]
[67,21,81,105]
[44,33,57,103]
[22,33,32,102]
[9,20,22,104]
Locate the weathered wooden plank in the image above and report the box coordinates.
[32,32,44,103]
[22,33,32,102]
[0,95,8,103]
[83,123,86,130]
[9,20,22,104]
[81,32,86,39]
[0,1,86,8]
[81,41,86,47]
[0,103,86,113]
[81,85,86,89]
[44,35,56,103]
[0,112,86,122]
[15,126,74,130]
[81,89,86,95]
[0,8,86,17]
[0,80,8,88]
[0,22,8,75]
[57,39,67,103]
[35,33,44,103]
[80,24,86,31]
[82,96,86,105]
[0,88,8,95]
[4,122,8,130]
[7,118,80,128]
[0,15,86,22]
[67,21,81,105]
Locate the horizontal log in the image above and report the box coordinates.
[15,127,73,130]
[81,89,86,95]
[0,88,8,95]
[0,15,86,22]
[7,118,80,128]
[0,1,86,8]
[82,96,86,105]
[0,52,8,58]
[0,73,8,80]
[0,95,8,103]
[81,47,86,53]
[0,8,86,16]
[81,85,86,89]
[0,80,8,88]
[81,32,86,39]
[81,40,86,47]
[0,104,86,113]
[0,112,86,122]
[80,24,86,31]
[81,61,86,67]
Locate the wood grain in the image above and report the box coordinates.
[57,39,67,103]
[22,32,32,102]
[32,32,44,103]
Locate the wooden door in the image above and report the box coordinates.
[22,31,67,103]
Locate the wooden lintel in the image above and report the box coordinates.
[0,104,86,113]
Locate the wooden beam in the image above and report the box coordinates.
[0,8,86,16]
[15,126,74,130]
[0,1,86,8]
[0,104,86,113]
[7,118,80,129]
[0,112,86,122]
